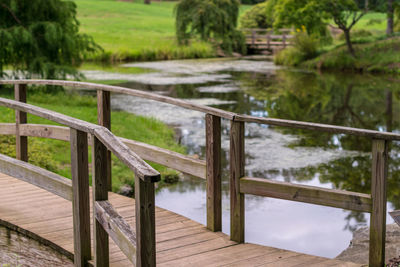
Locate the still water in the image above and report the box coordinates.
[83,58,400,258]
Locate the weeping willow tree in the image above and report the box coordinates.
[175,0,246,54]
[0,0,100,79]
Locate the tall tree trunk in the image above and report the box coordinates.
[387,0,394,35]
[144,0,151,4]
[343,29,355,56]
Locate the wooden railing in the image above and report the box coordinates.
[1,80,400,267]
[241,28,294,50]
[0,93,160,266]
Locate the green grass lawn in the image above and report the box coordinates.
[0,87,185,193]
[74,0,250,61]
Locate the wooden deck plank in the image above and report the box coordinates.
[0,173,362,267]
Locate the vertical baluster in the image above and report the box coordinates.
[93,136,109,267]
[206,114,222,232]
[135,176,156,267]
[97,90,112,191]
[230,121,245,243]
[15,84,28,162]
[70,128,91,267]
[369,139,389,267]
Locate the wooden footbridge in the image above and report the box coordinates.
[243,29,293,53]
[0,80,398,266]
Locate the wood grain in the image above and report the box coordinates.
[230,121,245,243]
[93,135,110,266]
[135,176,156,267]
[369,139,388,267]
[0,153,72,201]
[14,84,28,162]
[240,177,372,212]
[97,90,112,191]
[94,127,160,183]
[0,80,236,120]
[205,114,222,232]
[0,172,363,267]
[95,201,136,265]
[70,128,91,266]
[0,123,206,179]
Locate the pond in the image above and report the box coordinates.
[82,58,400,259]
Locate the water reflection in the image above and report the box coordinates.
[84,59,400,258]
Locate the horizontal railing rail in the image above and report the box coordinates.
[0,123,206,179]
[1,79,399,140]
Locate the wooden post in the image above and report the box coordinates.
[206,114,221,232]
[251,30,255,46]
[93,135,109,267]
[135,176,156,267]
[97,90,112,191]
[230,120,245,243]
[267,35,271,50]
[15,84,28,162]
[70,128,91,267]
[369,139,389,267]
[282,34,287,48]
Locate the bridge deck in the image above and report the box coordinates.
[0,172,362,266]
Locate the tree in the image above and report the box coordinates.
[387,0,394,35]
[175,0,246,54]
[240,0,278,29]
[0,0,100,80]
[274,0,367,56]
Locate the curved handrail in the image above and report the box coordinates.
[1,79,399,141]
[0,97,160,182]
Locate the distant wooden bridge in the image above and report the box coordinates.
[242,29,293,53]
[0,80,398,266]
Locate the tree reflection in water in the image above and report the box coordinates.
[239,70,400,228]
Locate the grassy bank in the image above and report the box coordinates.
[0,87,185,193]
[74,0,250,62]
[302,37,400,73]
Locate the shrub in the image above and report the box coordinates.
[240,1,273,29]
[274,32,319,66]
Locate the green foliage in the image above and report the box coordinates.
[273,0,331,39]
[0,0,100,79]
[337,29,372,40]
[0,135,58,172]
[239,0,276,29]
[302,37,400,73]
[274,32,319,66]
[175,0,246,54]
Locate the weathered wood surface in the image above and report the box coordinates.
[369,139,389,267]
[0,153,72,201]
[0,123,205,179]
[135,175,156,267]
[0,173,362,266]
[97,89,112,191]
[95,200,136,265]
[94,127,160,183]
[230,121,245,243]
[14,84,28,162]
[1,81,400,140]
[206,114,222,232]
[93,136,110,266]
[70,129,92,266]
[0,80,236,120]
[234,114,400,141]
[240,177,372,212]
[390,210,400,226]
